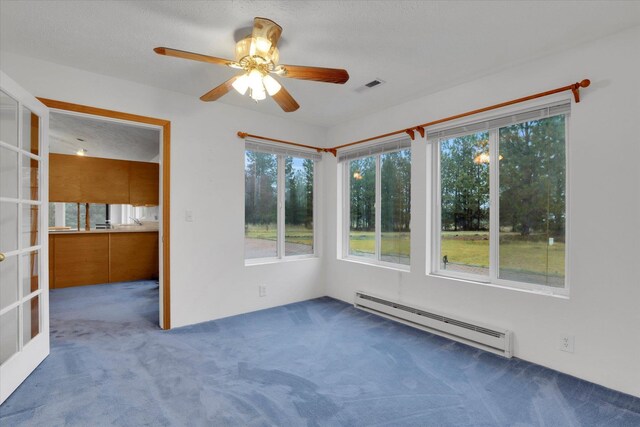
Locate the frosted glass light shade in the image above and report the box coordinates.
[250,87,266,101]
[232,74,250,95]
[262,75,281,96]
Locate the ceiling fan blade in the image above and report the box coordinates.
[154,47,234,66]
[252,17,283,54]
[278,65,349,84]
[200,75,240,102]
[272,84,300,112]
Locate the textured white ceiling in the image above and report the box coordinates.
[1,1,639,127]
[50,112,160,162]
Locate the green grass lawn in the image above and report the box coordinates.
[441,231,564,276]
[246,224,313,246]
[247,224,564,277]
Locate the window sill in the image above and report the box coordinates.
[427,271,569,299]
[339,256,411,273]
[245,255,319,267]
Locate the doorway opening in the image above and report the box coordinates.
[38,98,171,329]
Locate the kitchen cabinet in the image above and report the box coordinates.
[49,233,110,288]
[49,154,159,206]
[129,161,159,206]
[49,230,158,288]
[110,232,159,282]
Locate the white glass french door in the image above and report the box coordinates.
[0,71,50,404]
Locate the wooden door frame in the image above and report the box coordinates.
[37,98,172,329]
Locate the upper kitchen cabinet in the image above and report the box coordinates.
[50,154,130,204]
[129,161,159,206]
[50,154,159,205]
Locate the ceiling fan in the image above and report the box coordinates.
[154,17,349,112]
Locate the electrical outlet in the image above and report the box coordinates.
[259,285,267,297]
[560,334,574,353]
[185,210,193,222]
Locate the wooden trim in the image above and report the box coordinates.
[233,79,590,157]
[38,98,172,330]
[37,98,170,127]
[237,131,324,152]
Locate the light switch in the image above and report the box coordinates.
[185,210,193,222]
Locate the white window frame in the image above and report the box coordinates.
[429,100,570,297]
[244,152,319,265]
[341,147,411,271]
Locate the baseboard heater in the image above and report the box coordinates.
[354,291,513,358]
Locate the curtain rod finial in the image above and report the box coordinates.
[580,79,591,88]
[237,131,247,138]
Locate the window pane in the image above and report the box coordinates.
[440,132,490,276]
[90,204,107,228]
[0,90,18,147]
[48,202,56,227]
[349,156,376,258]
[498,116,566,287]
[23,295,40,347]
[22,250,40,296]
[285,157,313,256]
[0,201,18,253]
[22,156,39,201]
[0,306,19,365]
[381,150,411,265]
[244,151,278,259]
[22,203,39,248]
[0,253,18,311]
[0,147,18,199]
[22,107,40,155]
[65,203,79,230]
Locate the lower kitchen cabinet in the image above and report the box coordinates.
[49,231,158,288]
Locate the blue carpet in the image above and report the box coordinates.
[1,281,639,426]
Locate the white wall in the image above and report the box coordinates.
[0,52,327,328]
[2,25,639,398]
[323,26,640,397]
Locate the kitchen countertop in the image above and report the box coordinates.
[49,227,159,235]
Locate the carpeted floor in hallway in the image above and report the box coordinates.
[1,281,639,426]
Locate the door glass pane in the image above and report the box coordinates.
[285,157,313,256]
[439,132,490,276]
[0,147,19,198]
[22,250,40,296]
[22,295,40,347]
[0,306,19,365]
[0,90,18,147]
[381,149,411,265]
[498,116,566,287]
[0,254,18,311]
[22,155,39,201]
[0,201,19,253]
[244,151,278,259]
[22,204,39,248]
[22,107,40,155]
[349,156,376,259]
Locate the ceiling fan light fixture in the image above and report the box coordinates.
[235,36,279,66]
[232,73,250,95]
[155,16,348,113]
[247,69,265,92]
[262,74,282,96]
[251,37,272,57]
[231,74,249,95]
[250,87,267,101]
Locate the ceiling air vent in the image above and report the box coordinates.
[355,78,386,93]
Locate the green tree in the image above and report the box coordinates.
[245,151,277,226]
[350,156,376,231]
[440,133,490,232]
[499,116,565,238]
